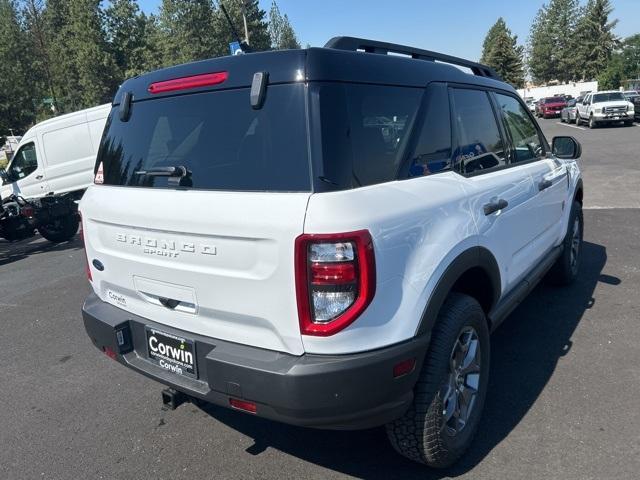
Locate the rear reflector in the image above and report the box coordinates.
[393,358,416,378]
[229,398,257,414]
[148,71,228,94]
[79,213,92,282]
[102,346,117,360]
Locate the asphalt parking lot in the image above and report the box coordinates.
[1,118,639,480]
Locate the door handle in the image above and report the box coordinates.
[538,179,553,191]
[35,174,44,180]
[483,199,509,216]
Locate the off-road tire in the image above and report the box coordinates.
[386,293,490,468]
[547,200,583,285]
[37,214,79,243]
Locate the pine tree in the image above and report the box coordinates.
[269,1,300,50]
[545,0,581,83]
[156,0,218,66]
[46,0,118,111]
[480,18,525,88]
[22,0,57,117]
[528,5,554,84]
[620,34,640,80]
[0,0,37,133]
[128,13,166,76]
[104,0,147,79]
[527,0,581,84]
[575,0,619,80]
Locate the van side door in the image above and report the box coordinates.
[0,141,49,199]
[449,87,542,295]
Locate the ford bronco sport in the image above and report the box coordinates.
[80,37,584,468]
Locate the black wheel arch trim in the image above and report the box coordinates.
[415,246,501,337]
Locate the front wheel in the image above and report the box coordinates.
[386,293,490,468]
[37,214,79,243]
[589,116,597,129]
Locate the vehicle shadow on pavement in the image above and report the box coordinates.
[0,235,81,267]
[196,240,610,479]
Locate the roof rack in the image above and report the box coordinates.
[324,36,502,81]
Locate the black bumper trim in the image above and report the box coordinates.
[82,293,430,430]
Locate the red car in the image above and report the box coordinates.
[536,96,568,118]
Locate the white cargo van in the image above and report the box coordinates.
[1,104,109,200]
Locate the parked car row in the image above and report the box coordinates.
[562,91,636,128]
[525,90,637,128]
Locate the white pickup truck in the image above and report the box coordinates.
[577,90,635,128]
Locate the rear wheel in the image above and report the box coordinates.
[37,214,79,243]
[386,293,490,468]
[548,201,583,285]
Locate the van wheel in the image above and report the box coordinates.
[547,201,583,285]
[386,293,490,468]
[37,214,79,243]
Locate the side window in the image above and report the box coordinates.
[7,143,38,182]
[316,83,422,188]
[407,84,452,177]
[450,88,507,175]
[495,93,544,163]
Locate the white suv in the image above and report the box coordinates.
[577,90,635,128]
[80,37,584,468]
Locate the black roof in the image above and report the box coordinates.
[113,37,514,105]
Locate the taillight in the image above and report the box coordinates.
[79,213,92,282]
[148,71,228,94]
[295,230,375,336]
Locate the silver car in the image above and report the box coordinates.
[561,98,579,124]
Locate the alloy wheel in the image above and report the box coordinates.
[441,326,481,437]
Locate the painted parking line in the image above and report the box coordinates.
[556,122,587,131]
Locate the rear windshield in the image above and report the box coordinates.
[593,92,625,102]
[97,84,311,191]
[544,97,564,103]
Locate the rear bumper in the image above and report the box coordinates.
[82,293,430,430]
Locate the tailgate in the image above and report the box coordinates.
[81,186,310,355]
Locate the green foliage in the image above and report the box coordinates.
[527,0,581,84]
[104,0,147,79]
[269,1,300,50]
[618,34,640,80]
[480,18,525,88]
[47,0,119,112]
[575,0,619,81]
[156,0,218,66]
[0,0,37,134]
[2,0,299,135]
[597,55,623,90]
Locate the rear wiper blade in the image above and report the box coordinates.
[134,166,189,177]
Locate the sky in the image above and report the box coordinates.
[137,0,640,62]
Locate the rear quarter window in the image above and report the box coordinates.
[314,83,422,189]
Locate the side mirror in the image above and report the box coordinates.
[552,136,581,159]
[0,169,8,184]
